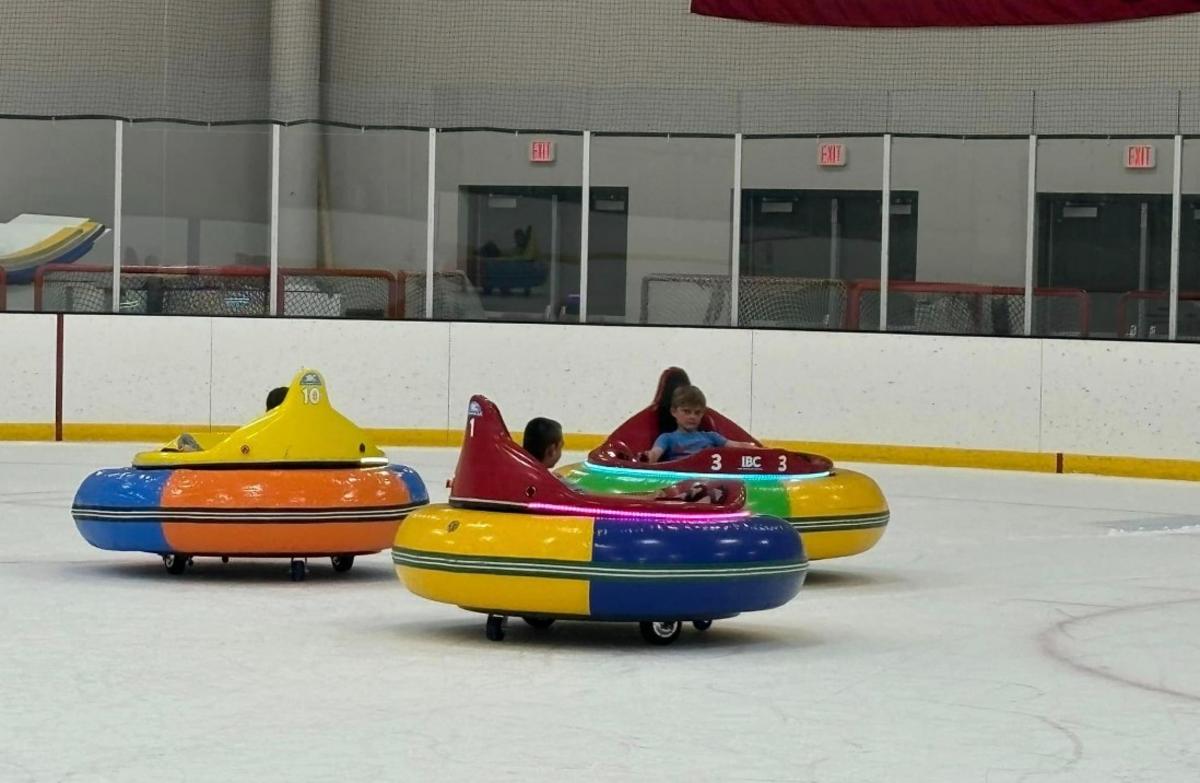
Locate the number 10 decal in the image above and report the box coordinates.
[302,387,322,405]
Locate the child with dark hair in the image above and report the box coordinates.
[265,386,288,411]
[655,367,691,435]
[523,417,564,469]
[645,385,757,463]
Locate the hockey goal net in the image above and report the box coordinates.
[398,271,486,319]
[34,265,398,318]
[1117,290,1200,340]
[639,273,851,328]
[847,281,1090,337]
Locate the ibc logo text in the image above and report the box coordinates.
[741,456,762,470]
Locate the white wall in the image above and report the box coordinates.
[1038,138,1176,195]
[209,318,451,430]
[446,322,752,437]
[0,315,1191,462]
[751,331,1043,451]
[63,315,213,425]
[0,315,56,427]
[892,138,1029,286]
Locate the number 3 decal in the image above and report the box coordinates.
[778,455,787,473]
[711,453,722,472]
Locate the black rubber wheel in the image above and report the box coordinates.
[486,614,507,642]
[163,554,188,575]
[522,617,556,630]
[640,620,682,646]
[289,559,307,582]
[331,555,355,573]
[221,556,229,564]
[693,620,713,632]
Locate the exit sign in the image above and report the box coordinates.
[1125,144,1156,170]
[530,139,555,163]
[818,143,847,167]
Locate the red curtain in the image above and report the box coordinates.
[690,0,1200,27]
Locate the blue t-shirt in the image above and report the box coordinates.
[653,430,727,461]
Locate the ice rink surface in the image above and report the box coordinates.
[1,442,1199,782]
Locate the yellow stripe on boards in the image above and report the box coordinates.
[6,423,1200,483]
[61,424,231,444]
[1060,453,1200,482]
[766,440,1056,473]
[0,423,55,441]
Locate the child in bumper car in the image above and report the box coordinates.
[644,385,758,463]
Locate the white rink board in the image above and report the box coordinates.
[447,322,753,436]
[0,314,1194,460]
[1041,339,1200,459]
[0,314,55,425]
[751,330,1043,452]
[210,318,451,431]
[62,315,213,425]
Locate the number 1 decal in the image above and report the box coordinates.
[468,418,476,438]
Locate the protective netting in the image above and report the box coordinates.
[280,271,396,318]
[849,283,1091,336]
[640,274,850,328]
[35,266,398,318]
[641,274,732,326]
[639,274,1092,334]
[399,272,487,320]
[36,266,270,315]
[2,1,1200,134]
[1118,291,1200,340]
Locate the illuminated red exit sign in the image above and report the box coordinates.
[1125,144,1156,170]
[530,139,555,163]
[818,142,846,167]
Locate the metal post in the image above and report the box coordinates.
[829,197,841,279]
[879,133,892,332]
[111,120,124,313]
[1170,134,1183,341]
[1023,134,1037,336]
[425,128,437,319]
[269,124,281,315]
[579,130,591,323]
[730,132,743,327]
[1138,202,1150,293]
[549,194,559,319]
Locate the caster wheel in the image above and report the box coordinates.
[331,555,355,573]
[221,556,229,564]
[289,560,307,582]
[486,615,507,642]
[640,620,682,646]
[522,617,555,630]
[693,620,713,631]
[162,554,188,575]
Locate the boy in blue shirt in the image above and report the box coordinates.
[645,385,758,463]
